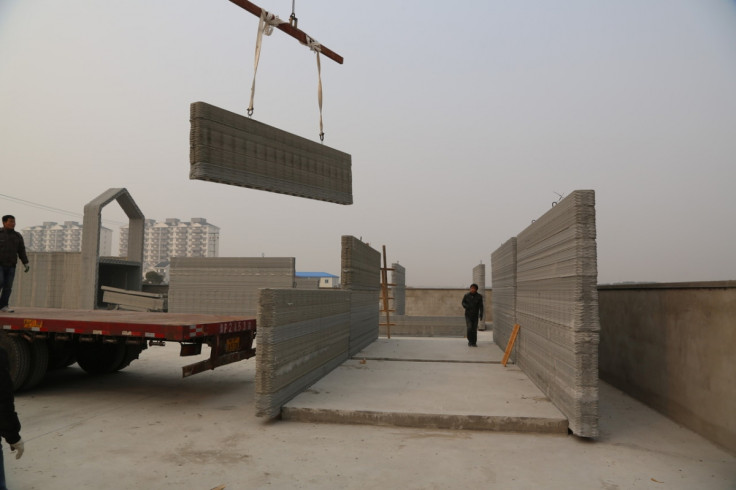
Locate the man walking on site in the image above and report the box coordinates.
[462,283,484,347]
[0,215,29,313]
[0,346,24,490]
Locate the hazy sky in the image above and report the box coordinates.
[1,0,735,287]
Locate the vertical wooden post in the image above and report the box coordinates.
[502,324,521,367]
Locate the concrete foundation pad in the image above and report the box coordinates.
[282,335,567,433]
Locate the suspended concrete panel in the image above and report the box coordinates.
[515,190,600,437]
[190,101,353,205]
[491,238,517,355]
[168,257,295,316]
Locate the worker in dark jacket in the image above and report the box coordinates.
[0,215,30,313]
[462,283,484,347]
[0,346,24,490]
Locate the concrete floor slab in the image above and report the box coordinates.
[282,333,566,433]
[8,343,735,489]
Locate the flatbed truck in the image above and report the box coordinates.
[0,307,256,391]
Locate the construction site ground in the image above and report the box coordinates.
[9,330,735,489]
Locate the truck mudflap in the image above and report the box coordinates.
[181,330,256,378]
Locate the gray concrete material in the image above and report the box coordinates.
[491,237,517,357]
[8,344,736,489]
[189,101,353,205]
[390,262,405,315]
[282,336,567,433]
[405,288,493,321]
[379,315,466,337]
[255,288,351,418]
[348,289,379,356]
[354,334,503,363]
[598,284,736,455]
[515,190,599,438]
[340,235,381,291]
[80,188,144,309]
[168,257,295,316]
[12,252,82,308]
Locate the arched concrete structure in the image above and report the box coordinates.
[80,188,144,309]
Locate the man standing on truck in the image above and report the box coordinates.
[0,346,24,489]
[462,283,484,347]
[0,215,29,313]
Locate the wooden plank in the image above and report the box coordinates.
[228,0,344,64]
[502,323,520,367]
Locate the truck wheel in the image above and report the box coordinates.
[20,339,49,391]
[48,340,76,370]
[113,344,144,372]
[0,333,31,391]
[76,342,126,374]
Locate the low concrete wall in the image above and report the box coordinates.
[405,288,493,321]
[598,281,736,455]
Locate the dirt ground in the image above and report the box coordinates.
[7,342,735,490]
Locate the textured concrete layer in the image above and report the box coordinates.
[12,252,82,308]
[256,288,351,418]
[190,101,352,204]
[168,257,295,316]
[341,236,380,356]
[390,262,405,315]
[378,315,466,337]
[514,190,599,437]
[491,237,517,358]
[81,188,144,309]
[283,336,567,433]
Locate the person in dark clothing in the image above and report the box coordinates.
[0,346,24,490]
[0,215,30,313]
[462,283,484,347]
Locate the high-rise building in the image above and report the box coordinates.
[22,221,112,256]
[119,218,219,272]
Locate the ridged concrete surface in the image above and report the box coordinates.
[515,190,599,437]
[491,237,517,358]
[390,262,405,315]
[341,236,380,356]
[168,257,295,315]
[190,101,352,204]
[255,288,351,418]
[12,252,82,308]
[283,335,567,433]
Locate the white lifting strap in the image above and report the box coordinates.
[248,10,284,116]
[306,36,324,141]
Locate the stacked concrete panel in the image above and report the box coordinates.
[515,190,599,437]
[491,238,517,353]
[390,262,406,316]
[168,257,295,316]
[190,101,353,205]
[256,289,351,418]
[341,236,381,356]
[12,252,82,309]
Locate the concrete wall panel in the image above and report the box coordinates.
[514,190,599,437]
[390,263,406,316]
[598,282,736,454]
[491,238,517,354]
[168,257,295,316]
[256,288,351,418]
[190,102,352,205]
[340,236,380,355]
[12,252,82,308]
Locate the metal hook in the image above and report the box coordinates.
[247,108,254,117]
[319,132,324,142]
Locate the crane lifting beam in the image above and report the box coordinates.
[228,0,344,64]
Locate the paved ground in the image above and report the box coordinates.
[7,332,736,489]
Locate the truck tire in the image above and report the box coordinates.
[20,339,49,391]
[0,333,31,391]
[113,344,144,372]
[76,342,126,375]
[48,340,76,370]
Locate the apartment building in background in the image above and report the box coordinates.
[22,221,112,256]
[119,218,219,279]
